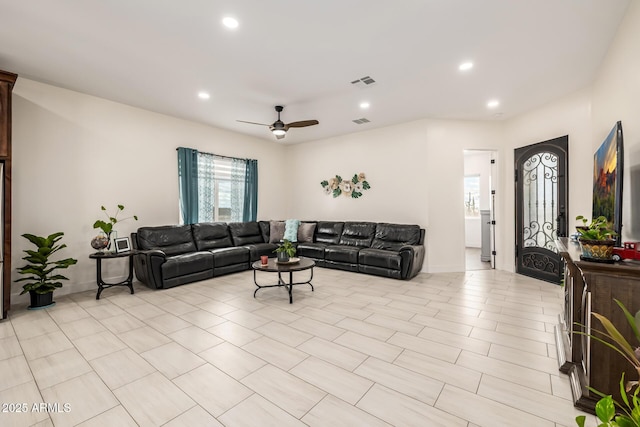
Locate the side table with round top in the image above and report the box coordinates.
[251,257,315,304]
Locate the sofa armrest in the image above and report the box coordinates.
[399,245,425,280]
[132,249,167,289]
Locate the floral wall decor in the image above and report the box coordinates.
[321,173,371,198]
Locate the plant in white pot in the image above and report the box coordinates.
[16,232,78,309]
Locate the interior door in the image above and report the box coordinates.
[515,136,568,284]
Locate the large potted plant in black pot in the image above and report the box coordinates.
[16,232,78,309]
[575,215,617,262]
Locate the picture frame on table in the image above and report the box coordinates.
[114,237,131,253]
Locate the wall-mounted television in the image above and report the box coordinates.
[592,121,624,245]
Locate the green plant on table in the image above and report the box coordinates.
[274,239,296,258]
[93,204,138,235]
[16,232,78,294]
[575,215,617,241]
[575,299,640,427]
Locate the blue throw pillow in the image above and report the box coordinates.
[284,219,300,242]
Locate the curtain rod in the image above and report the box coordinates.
[176,147,256,162]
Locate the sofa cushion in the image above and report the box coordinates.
[315,221,344,245]
[284,219,300,242]
[269,221,285,243]
[210,246,249,267]
[325,245,361,264]
[297,222,316,243]
[358,248,402,271]
[297,242,327,259]
[371,223,421,251]
[137,225,196,256]
[192,222,233,250]
[161,252,214,279]
[243,243,279,262]
[229,222,264,246]
[339,222,376,247]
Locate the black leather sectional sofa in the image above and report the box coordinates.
[131,221,425,290]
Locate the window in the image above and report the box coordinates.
[197,153,247,222]
[464,175,480,217]
[178,148,257,224]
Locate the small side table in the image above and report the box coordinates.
[89,251,136,300]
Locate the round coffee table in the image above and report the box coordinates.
[251,257,315,304]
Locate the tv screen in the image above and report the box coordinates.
[592,121,624,245]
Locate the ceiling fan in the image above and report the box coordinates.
[237,105,319,139]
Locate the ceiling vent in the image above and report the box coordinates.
[352,118,370,124]
[350,76,376,87]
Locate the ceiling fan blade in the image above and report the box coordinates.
[285,120,319,129]
[275,133,286,140]
[237,120,270,126]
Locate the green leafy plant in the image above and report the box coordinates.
[575,215,617,241]
[575,299,640,427]
[16,232,78,295]
[274,239,296,258]
[93,204,138,235]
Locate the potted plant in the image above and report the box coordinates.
[274,239,296,263]
[575,215,617,262]
[575,299,640,427]
[16,232,78,309]
[93,204,138,251]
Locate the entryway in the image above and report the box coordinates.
[463,150,497,271]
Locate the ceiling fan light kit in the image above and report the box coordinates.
[238,105,319,140]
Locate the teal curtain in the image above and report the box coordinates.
[243,159,258,221]
[177,147,199,224]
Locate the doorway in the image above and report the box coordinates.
[514,135,568,284]
[464,150,497,271]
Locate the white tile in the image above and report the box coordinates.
[207,321,262,346]
[0,335,23,360]
[0,356,33,392]
[297,337,367,371]
[435,384,555,427]
[242,336,309,370]
[179,309,226,328]
[99,313,145,334]
[41,372,119,426]
[219,394,305,427]
[90,348,156,389]
[358,384,467,427]
[20,330,74,360]
[163,406,223,427]
[417,326,491,355]
[174,364,252,417]
[287,316,345,341]
[302,394,391,427]
[290,356,373,404]
[76,405,138,427]
[334,331,402,362]
[168,325,224,353]
[394,350,481,393]
[119,326,172,353]
[242,365,326,418]
[354,357,443,405]
[30,348,93,389]
[255,321,313,347]
[335,317,395,340]
[114,372,195,426]
[141,342,205,379]
[199,342,266,380]
[0,381,50,426]
[58,316,106,340]
[387,332,460,362]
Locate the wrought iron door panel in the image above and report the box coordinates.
[515,136,568,284]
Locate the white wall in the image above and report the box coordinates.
[591,0,640,239]
[286,118,504,273]
[11,79,287,302]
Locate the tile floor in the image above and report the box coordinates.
[0,267,597,427]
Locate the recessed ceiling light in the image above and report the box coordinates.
[198,92,210,100]
[222,17,239,29]
[487,99,500,109]
[359,102,370,109]
[459,62,474,71]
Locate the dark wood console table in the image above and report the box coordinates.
[89,251,137,300]
[555,237,640,413]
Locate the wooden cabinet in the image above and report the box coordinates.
[555,238,640,413]
[0,70,17,319]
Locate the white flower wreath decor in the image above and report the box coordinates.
[321,173,370,198]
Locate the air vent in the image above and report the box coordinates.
[352,118,370,124]
[350,76,376,87]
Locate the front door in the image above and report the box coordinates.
[515,136,568,284]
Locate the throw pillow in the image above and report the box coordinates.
[297,222,316,243]
[269,221,285,243]
[284,219,300,242]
